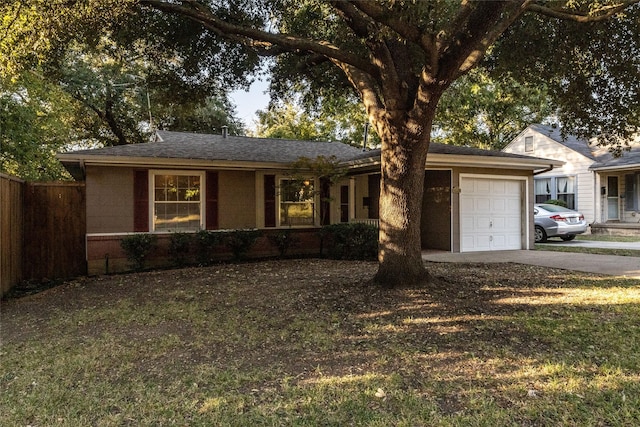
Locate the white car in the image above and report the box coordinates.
[534,204,588,243]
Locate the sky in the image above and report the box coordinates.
[229,78,271,133]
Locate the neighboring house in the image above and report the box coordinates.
[58,130,561,274]
[503,124,640,234]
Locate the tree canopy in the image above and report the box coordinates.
[2,0,638,286]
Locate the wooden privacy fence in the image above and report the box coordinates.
[1,174,86,296]
[1,174,24,296]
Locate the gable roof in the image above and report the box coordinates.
[528,124,596,160]
[58,130,562,180]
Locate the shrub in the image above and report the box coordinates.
[168,232,192,267]
[194,230,222,265]
[268,229,300,258]
[544,199,568,208]
[120,234,157,271]
[321,223,378,260]
[224,229,262,261]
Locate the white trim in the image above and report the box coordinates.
[347,152,563,171]
[148,170,206,232]
[277,176,318,228]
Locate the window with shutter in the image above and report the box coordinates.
[625,174,638,211]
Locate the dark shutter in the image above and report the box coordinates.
[368,174,380,219]
[320,177,331,225]
[206,171,219,230]
[625,174,638,211]
[133,170,149,232]
[340,185,349,223]
[264,175,276,227]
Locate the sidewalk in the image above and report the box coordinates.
[538,240,640,251]
[422,250,640,279]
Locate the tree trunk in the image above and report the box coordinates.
[372,119,433,288]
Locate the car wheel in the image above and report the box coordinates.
[561,234,576,241]
[535,226,547,243]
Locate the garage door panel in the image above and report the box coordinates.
[460,177,523,252]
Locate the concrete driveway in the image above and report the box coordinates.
[423,249,640,279]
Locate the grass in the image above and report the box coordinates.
[2,259,640,426]
[576,234,640,242]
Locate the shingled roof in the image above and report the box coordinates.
[58,130,560,180]
[62,130,365,164]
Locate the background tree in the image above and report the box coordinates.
[0,72,74,180]
[254,93,378,147]
[433,69,554,150]
[2,1,638,287]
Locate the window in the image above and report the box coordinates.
[525,136,534,152]
[152,172,204,231]
[280,178,315,226]
[534,176,576,209]
[534,178,551,204]
[556,176,576,209]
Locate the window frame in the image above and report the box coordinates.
[278,177,317,227]
[149,170,206,232]
[534,175,577,209]
[524,136,534,152]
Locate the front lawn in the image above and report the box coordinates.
[2,260,639,426]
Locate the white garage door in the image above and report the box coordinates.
[460,177,523,252]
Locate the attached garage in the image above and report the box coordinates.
[459,176,526,252]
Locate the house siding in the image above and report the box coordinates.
[504,129,596,224]
[218,170,256,229]
[86,166,135,233]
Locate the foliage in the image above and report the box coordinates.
[194,229,222,266]
[434,69,554,150]
[254,94,379,147]
[156,96,245,136]
[490,5,640,146]
[544,199,569,208]
[119,233,157,271]
[321,223,378,260]
[223,229,262,261]
[267,229,300,258]
[1,1,250,178]
[168,232,192,267]
[0,73,73,180]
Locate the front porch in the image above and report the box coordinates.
[590,221,640,236]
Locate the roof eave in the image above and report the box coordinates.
[344,153,563,171]
[589,164,640,172]
[56,154,292,171]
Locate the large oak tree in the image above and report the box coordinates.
[3,0,639,287]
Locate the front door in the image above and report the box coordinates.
[607,176,619,220]
[421,170,452,251]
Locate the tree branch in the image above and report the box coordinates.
[138,0,378,76]
[438,1,532,82]
[329,1,406,108]
[527,1,640,22]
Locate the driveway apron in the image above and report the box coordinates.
[422,250,640,279]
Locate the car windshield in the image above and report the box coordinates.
[538,204,573,213]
